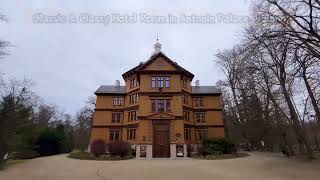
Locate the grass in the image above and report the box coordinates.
[314,151,320,159]
[0,159,28,170]
[6,159,27,167]
[191,152,249,160]
[68,151,135,161]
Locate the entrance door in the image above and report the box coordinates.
[153,120,170,158]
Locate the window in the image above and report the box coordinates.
[110,130,120,141]
[196,112,206,123]
[152,76,170,88]
[157,99,164,112]
[165,76,170,88]
[129,93,138,104]
[197,130,207,141]
[128,111,138,121]
[184,129,191,140]
[152,76,156,88]
[151,99,157,112]
[130,78,138,89]
[166,100,171,112]
[113,97,123,106]
[183,94,188,104]
[112,113,121,123]
[194,97,204,107]
[183,111,190,121]
[151,99,171,112]
[158,76,164,88]
[181,78,188,88]
[127,129,136,140]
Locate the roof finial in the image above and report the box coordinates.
[154,35,161,54]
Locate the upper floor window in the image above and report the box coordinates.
[110,129,120,141]
[165,76,170,88]
[158,99,164,112]
[128,110,138,121]
[158,76,164,88]
[151,76,170,88]
[112,113,121,123]
[129,93,138,104]
[130,78,138,89]
[113,97,123,106]
[127,128,136,140]
[183,94,188,104]
[181,78,188,88]
[194,97,204,107]
[195,112,206,123]
[166,99,171,112]
[183,111,190,121]
[152,77,156,88]
[184,129,191,140]
[197,130,207,141]
[151,99,171,112]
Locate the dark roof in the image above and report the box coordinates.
[192,86,221,95]
[122,52,194,79]
[95,85,125,95]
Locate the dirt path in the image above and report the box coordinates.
[0,152,319,180]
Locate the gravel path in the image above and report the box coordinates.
[1,152,319,180]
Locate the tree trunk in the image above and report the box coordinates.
[314,134,320,151]
[0,149,5,169]
[280,79,314,157]
[302,73,320,123]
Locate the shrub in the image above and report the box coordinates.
[108,141,131,157]
[91,139,106,157]
[34,129,62,156]
[68,152,95,160]
[68,151,134,161]
[11,150,40,159]
[202,138,236,154]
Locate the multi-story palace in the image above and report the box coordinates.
[90,41,225,158]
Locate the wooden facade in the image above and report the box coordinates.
[90,43,225,158]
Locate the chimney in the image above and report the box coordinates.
[115,80,120,87]
[195,80,200,87]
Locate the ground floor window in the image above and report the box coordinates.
[197,130,207,141]
[184,128,191,140]
[110,129,120,141]
[127,128,136,140]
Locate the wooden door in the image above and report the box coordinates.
[153,120,170,158]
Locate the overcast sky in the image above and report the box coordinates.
[0,0,250,115]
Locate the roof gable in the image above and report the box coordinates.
[137,52,180,71]
[122,52,194,79]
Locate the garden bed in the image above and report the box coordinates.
[68,151,134,161]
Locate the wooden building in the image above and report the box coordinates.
[90,41,225,158]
